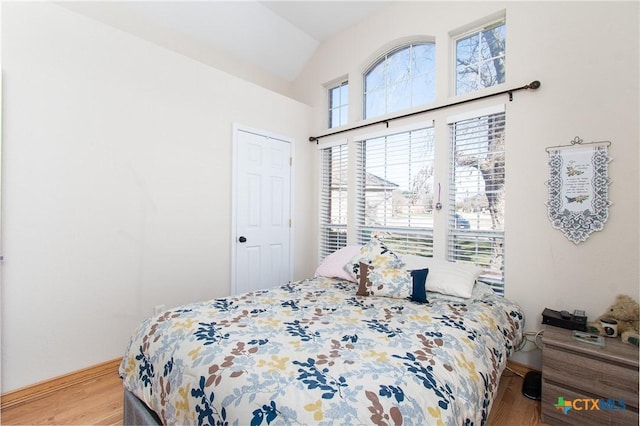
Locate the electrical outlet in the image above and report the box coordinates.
[154,305,165,315]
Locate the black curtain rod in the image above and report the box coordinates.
[309,80,541,143]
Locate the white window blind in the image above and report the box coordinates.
[355,126,435,256]
[319,143,348,260]
[448,110,506,294]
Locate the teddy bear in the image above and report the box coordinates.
[587,294,639,346]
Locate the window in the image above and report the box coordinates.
[328,81,349,128]
[455,20,506,96]
[364,43,435,119]
[355,125,435,256]
[319,32,510,295]
[319,143,348,260]
[448,108,506,294]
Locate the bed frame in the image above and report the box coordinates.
[123,388,161,426]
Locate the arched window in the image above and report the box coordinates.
[363,42,435,119]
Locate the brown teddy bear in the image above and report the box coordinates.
[588,294,639,345]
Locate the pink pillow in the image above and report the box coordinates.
[314,246,362,282]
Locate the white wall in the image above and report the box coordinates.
[294,1,639,368]
[56,1,296,99]
[1,2,315,391]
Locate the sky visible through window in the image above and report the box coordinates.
[364,43,435,119]
[456,22,506,95]
[329,82,348,128]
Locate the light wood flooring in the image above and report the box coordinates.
[1,361,546,425]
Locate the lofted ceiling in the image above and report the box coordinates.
[59,1,393,83]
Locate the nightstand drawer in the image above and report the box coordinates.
[543,346,639,409]
[542,381,639,426]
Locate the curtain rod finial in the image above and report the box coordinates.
[528,80,541,90]
[309,136,317,143]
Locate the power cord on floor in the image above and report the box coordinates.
[504,365,525,378]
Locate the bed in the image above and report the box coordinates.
[119,243,524,426]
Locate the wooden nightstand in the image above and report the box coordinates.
[541,326,639,425]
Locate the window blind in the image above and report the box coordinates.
[448,111,506,294]
[355,126,435,256]
[319,143,348,260]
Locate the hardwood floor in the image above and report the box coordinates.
[1,361,546,425]
[1,372,123,426]
[487,362,548,425]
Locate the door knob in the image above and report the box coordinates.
[238,236,247,243]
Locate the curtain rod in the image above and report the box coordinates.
[309,80,541,143]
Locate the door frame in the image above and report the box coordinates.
[230,123,295,295]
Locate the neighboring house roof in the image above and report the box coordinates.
[365,173,399,191]
[331,172,399,191]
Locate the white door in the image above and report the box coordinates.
[233,128,292,295]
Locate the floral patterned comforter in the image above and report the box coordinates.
[119,277,524,426]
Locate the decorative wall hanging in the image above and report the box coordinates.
[545,136,612,244]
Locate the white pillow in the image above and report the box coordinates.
[399,254,482,299]
[314,246,363,282]
[399,254,432,271]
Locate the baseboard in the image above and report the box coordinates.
[507,359,541,375]
[0,358,122,410]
